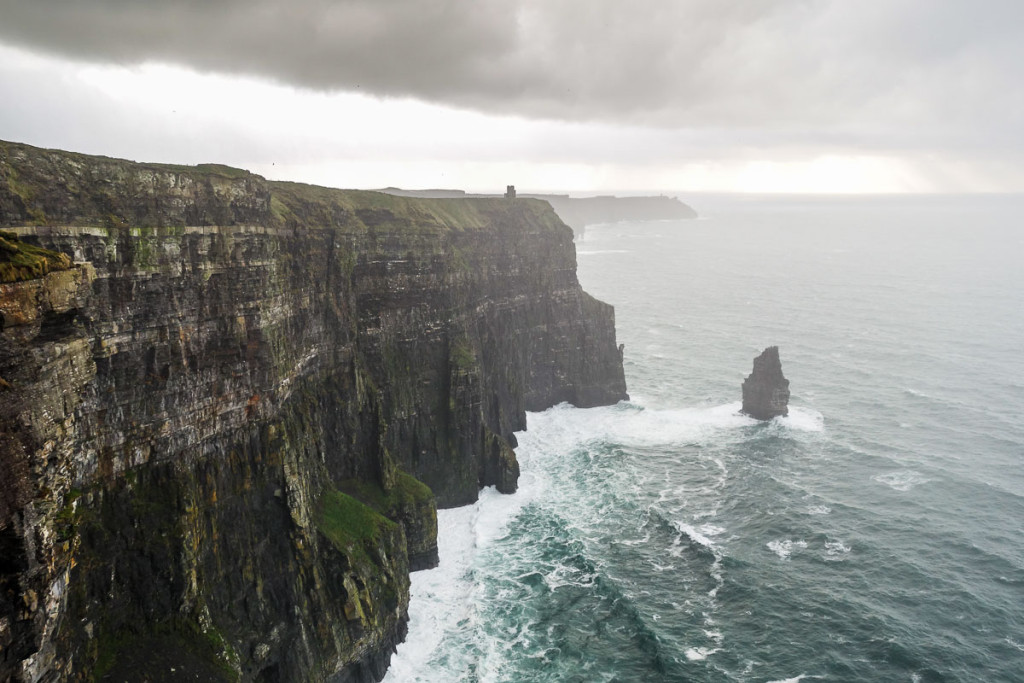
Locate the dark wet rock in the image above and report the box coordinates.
[741,346,790,420]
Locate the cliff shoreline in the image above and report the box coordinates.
[0,141,627,681]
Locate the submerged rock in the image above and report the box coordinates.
[741,346,790,420]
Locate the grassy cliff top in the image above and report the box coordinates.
[0,139,565,236]
[269,180,562,235]
[0,140,261,182]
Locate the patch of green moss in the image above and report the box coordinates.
[91,630,125,680]
[193,163,253,180]
[337,245,358,278]
[90,626,238,682]
[103,213,129,229]
[315,487,397,566]
[0,230,73,282]
[53,487,90,543]
[4,166,39,215]
[269,195,292,224]
[143,161,253,181]
[26,207,48,226]
[54,510,77,543]
[185,619,240,680]
[448,244,471,273]
[450,338,476,371]
[341,472,433,515]
[394,472,433,505]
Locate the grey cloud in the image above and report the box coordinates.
[0,1,818,126]
[1,0,1022,156]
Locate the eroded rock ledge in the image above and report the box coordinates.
[0,141,628,682]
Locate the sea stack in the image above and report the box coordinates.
[741,346,790,420]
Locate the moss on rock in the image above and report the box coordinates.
[339,472,439,571]
[316,486,397,568]
[0,229,72,282]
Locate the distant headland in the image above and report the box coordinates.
[377,187,698,233]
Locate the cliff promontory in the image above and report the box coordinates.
[377,188,698,234]
[0,141,627,682]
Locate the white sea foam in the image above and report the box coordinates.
[767,539,807,560]
[873,470,931,492]
[775,406,825,432]
[698,523,726,538]
[673,521,720,550]
[541,561,598,591]
[382,484,533,683]
[608,402,756,446]
[684,646,721,661]
[670,520,727,602]
[381,506,478,682]
[806,505,832,515]
[521,400,825,458]
[824,539,851,559]
[766,675,822,683]
[520,400,756,453]
[1006,637,1024,652]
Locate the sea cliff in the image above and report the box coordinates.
[0,141,627,682]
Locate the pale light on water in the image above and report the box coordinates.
[387,195,1024,682]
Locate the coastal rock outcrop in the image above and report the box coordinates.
[0,140,628,682]
[741,346,790,420]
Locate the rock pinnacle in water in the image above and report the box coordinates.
[741,346,790,419]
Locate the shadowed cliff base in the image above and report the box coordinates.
[0,139,627,682]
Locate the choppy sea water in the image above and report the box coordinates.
[384,194,1024,682]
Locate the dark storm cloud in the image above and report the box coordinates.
[1,0,1022,152]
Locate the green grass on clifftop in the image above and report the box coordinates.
[269,180,559,234]
[1,138,569,237]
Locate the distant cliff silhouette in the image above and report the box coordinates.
[378,188,697,232]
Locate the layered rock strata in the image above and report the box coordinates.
[0,141,627,682]
[741,346,790,420]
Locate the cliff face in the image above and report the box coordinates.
[0,141,627,682]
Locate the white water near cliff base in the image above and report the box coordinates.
[384,194,1024,682]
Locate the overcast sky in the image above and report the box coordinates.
[1,0,1022,193]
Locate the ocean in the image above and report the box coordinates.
[382,194,1024,682]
